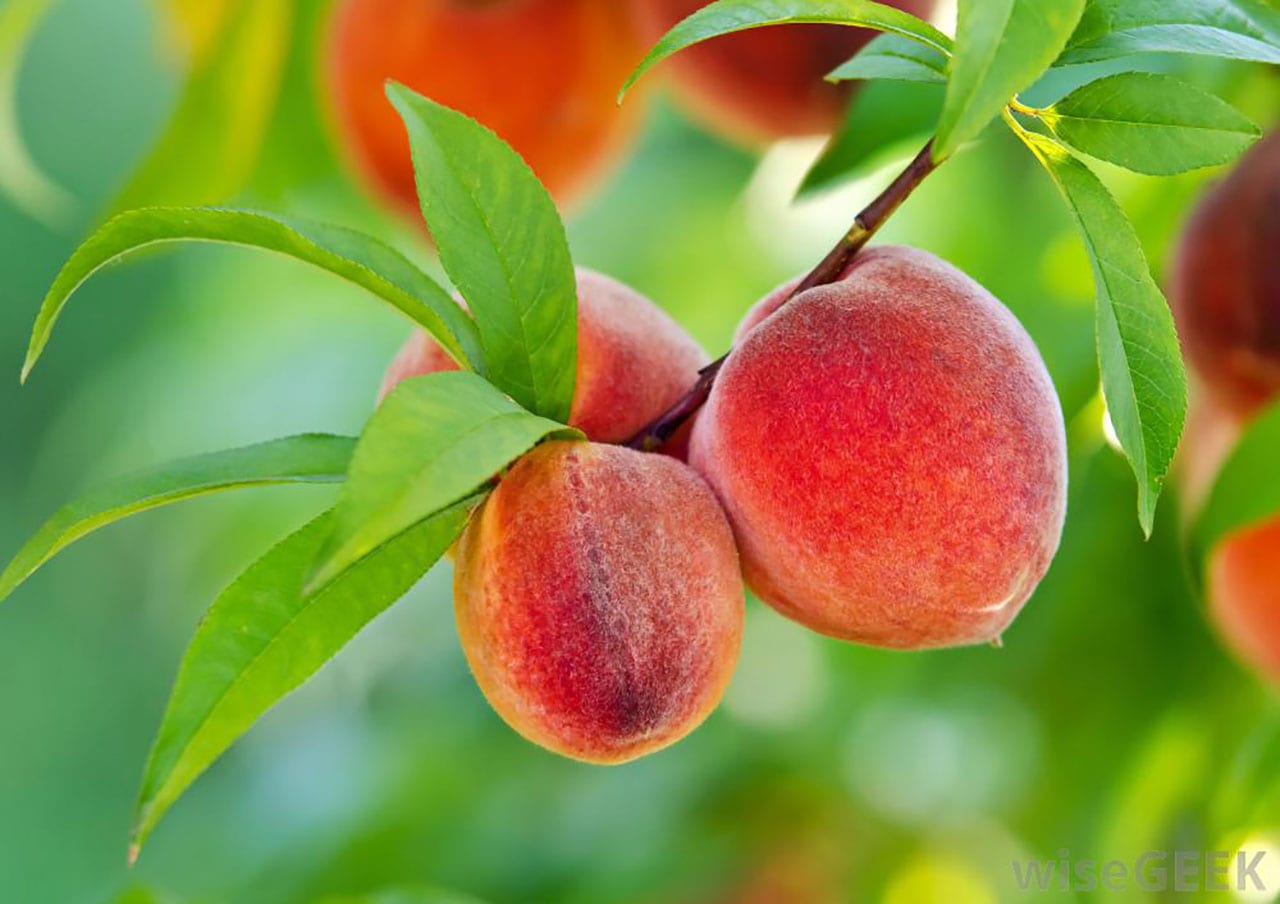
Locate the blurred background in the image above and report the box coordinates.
[1,1,1279,902]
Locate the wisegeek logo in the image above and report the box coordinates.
[1011,850,1269,894]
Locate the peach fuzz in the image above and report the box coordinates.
[629,0,937,145]
[380,269,709,445]
[690,246,1068,649]
[1170,129,1280,418]
[326,0,643,216]
[454,440,744,763]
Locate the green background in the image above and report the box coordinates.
[1,1,1278,902]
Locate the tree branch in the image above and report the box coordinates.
[626,139,940,452]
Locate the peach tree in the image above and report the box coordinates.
[2,0,1277,864]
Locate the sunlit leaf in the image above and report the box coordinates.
[0,434,355,606]
[1042,72,1261,175]
[310,372,579,591]
[130,496,479,860]
[1058,0,1280,66]
[22,207,483,382]
[799,80,944,197]
[828,33,949,84]
[935,0,1085,160]
[622,0,953,99]
[111,0,292,213]
[1022,131,1186,535]
[388,85,577,422]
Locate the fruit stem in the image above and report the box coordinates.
[624,139,940,452]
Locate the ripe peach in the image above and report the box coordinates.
[733,275,802,344]
[629,0,937,144]
[379,269,709,444]
[1208,517,1280,684]
[1177,396,1280,686]
[326,0,643,215]
[1170,129,1280,418]
[689,246,1068,649]
[454,440,744,763]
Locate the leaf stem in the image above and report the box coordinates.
[1008,97,1046,118]
[624,139,942,452]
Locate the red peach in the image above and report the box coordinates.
[690,246,1068,649]
[380,269,709,445]
[1208,517,1280,684]
[454,440,744,763]
[1170,130,1280,418]
[1177,392,1280,686]
[326,0,643,216]
[629,0,938,145]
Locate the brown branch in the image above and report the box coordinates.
[625,139,940,452]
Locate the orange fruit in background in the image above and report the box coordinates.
[1208,517,1280,686]
[326,0,645,216]
[629,0,939,145]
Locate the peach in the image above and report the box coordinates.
[1208,517,1280,684]
[629,0,938,145]
[1170,129,1280,418]
[326,0,643,216]
[1177,393,1280,686]
[454,440,744,763]
[689,246,1068,649]
[734,275,802,344]
[379,269,709,445]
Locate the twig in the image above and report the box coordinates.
[625,139,940,452]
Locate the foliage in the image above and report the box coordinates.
[3,0,1279,891]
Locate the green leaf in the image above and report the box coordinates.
[828,33,949,84]
[1058,0,1280,66]
[1042,72,1261,175]
[799,80,944,197]
[387,85,577,422]
[310,371,579,591]
[130,496,478,860]
[110,0,292,213]
[1022,132,1186,535]
[0,0,75,228]
[936,0,1086,160]
[0,434,355,606]
[621,0,954,99]
[1193,400,1280,567]
[22,207,483,382]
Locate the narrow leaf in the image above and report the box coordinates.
[0,0,75,227]
[111,0,291,213]
[1058,0,1280,66]
[131,496,478,859]
[0,434,355,606]
[936,0,1085,160]
[1043,72,1261,176]
[828,33,949,84]
[387,85,577,422]
[310,371,579,591]
[1023,132,1186,534]
[1193,400,1280,566]
[621,0,953,99]
[22,207,483,381]
[799,80,944,197]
